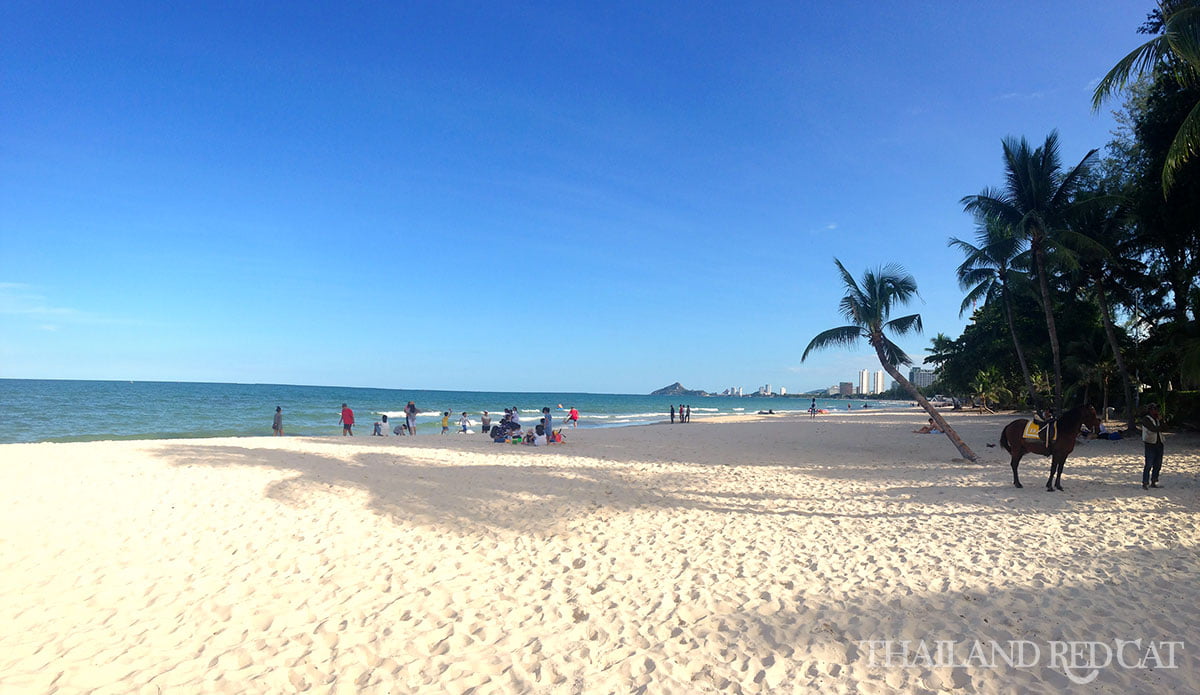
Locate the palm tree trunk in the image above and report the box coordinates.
[1001,282,1038,406]
[1033,239,1064,413]
[874,346,979,462]
[1094,280,1137,432]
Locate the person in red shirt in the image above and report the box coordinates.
[339,403,355,436]
[568,407,579,428]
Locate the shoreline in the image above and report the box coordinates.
[3,412,1196,693]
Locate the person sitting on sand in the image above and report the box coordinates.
[527,424,548,446]
[913,418,942,434]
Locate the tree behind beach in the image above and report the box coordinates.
[961,131,1098,415]
[802,259,979,462]
[1092,0,1200,194]
[949,215,1038,407]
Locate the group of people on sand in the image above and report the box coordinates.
[488,406,574,446]
[669,404,691,423]
[314,402,579,441]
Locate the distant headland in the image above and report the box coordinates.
[649,382,710,397]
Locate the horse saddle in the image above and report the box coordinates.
[1023,420,1056,445]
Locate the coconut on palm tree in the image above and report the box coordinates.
[802,259,979,462]
[949,215,1038,407]
[961,131,1098,415]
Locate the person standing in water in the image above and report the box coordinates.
[272,406,283,435]
[405,401,419,435]
[339,403,354,436]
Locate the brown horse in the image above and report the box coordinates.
[999,405,1100,491]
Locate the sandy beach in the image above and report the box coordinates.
[1,410,1197,694]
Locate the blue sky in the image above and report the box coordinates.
[0,1,1151,393]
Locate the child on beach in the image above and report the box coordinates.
[441,412,450,434]
[459,412,471,433]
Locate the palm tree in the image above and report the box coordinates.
[1092,0,1200,193]
[1064,328,1116,413]
[923,333,958,370]
[949,215,1038,406]
[970,366,1012,414]
[1063,193,1141,432]
[802,259,979,462]
[961,132,1098,415]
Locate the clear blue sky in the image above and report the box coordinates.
[0,1,1150,393]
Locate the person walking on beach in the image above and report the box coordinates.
[459,412,471,433]
[670,405,676,424]
[404,401,419,435]
[1141,402,1165,489]
[272,406,283,436]
[810,398,817,419]
[679,404,685,423]
[684,405,691,423]
[542,407,553,439]
[568,407,579,427]
[339,403,355,436]
[480,411,491,435]
[441,412,450,434]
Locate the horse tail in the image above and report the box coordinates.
[1000,426,1011,453]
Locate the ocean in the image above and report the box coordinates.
[0,379,911,444]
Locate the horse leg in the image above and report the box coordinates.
[1045,456,1057,492]
[1010,452,1023,488]
[1054,456,1064,491]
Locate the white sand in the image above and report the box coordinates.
[1,411,1197,694]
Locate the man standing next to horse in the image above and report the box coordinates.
[1141,403,1165,490]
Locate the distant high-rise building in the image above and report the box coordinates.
[873,370,885,395]
[909,367,937,388]
[839,382,854,396]
[858,369,870,395]
[779,386,786,396]
[826,385,839,396]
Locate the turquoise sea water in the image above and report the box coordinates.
[0,379,912,444]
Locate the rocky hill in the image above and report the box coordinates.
[649,382,709,397]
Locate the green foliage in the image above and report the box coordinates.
[1093,1,1200,192]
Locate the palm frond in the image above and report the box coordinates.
[1050,148,1099,209]
[957,267,996,290]
[957,277,994,317]
[961,190,1018,224]
[1092,38,1172,109]
[801,325,864,362]
[884,312,923,336]
[1164,99,1200,193]
[875,336,913,368]
[1171,8,1200,70]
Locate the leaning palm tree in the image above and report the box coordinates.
[1092,0,1200,193]
[961,132,1098,415]
[802,259,979,462]
[949,215,1038,406]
